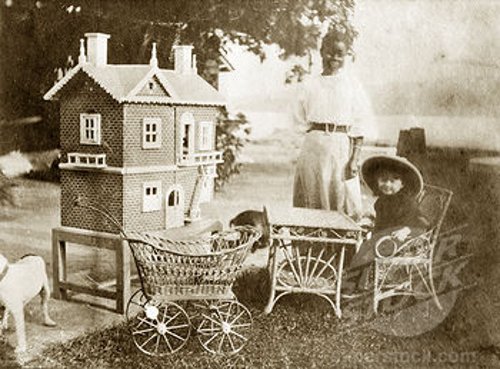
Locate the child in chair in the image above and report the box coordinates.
[346,155,429,291]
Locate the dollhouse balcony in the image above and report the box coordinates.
[178,151,223,166]
[66,153,107,168]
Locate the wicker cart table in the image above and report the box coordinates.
[263,207,363,318]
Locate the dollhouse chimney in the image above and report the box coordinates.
[173,45,194,74]
[85,33,110,66]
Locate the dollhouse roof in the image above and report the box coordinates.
[43,64,225,106]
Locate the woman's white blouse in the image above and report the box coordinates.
[293,68,376,139]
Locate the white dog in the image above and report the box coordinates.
[0,254,56,353]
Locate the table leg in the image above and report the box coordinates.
[60,240,68,300]
[264,239,279,314]
[335,245,346,319]
[51,229,61,300]
[116,239,131,314]
[266,241,274,275]
[52,230,68,301]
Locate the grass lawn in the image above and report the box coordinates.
[17,295,488,369]
[2,133,500,368]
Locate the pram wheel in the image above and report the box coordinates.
[197,300,253,355]
[126,289,148,321]
[127,292,191,356]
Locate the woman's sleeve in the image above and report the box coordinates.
[291,83,308,128]
[349,74,377,141]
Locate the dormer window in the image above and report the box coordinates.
[80,113,101,145]
[142,117,162,149]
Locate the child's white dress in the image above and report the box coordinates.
[292,68,375,219]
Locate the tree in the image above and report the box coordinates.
[0,0,357,188]
[0,0,357,119]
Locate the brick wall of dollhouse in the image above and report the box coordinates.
[61,170,124,233]
[122,167,197,232]
[122,171,174,232]
[60,74,124,167]
[61,166,198,233]
[122,104,176,167]
[122,104,220,168]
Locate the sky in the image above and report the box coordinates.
[220,0,500,117]
[217,0,500,149]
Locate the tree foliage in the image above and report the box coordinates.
[0,0,357,191]
[0,0,356,119]
[215,107,250,191]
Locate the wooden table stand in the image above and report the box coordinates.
[52,226,131,314]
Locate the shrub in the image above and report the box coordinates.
[215,107,250,191]
[0,173,16,207]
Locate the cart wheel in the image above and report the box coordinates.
[197,300,253,355]
[126,289,148,322]
[129,299,191,356]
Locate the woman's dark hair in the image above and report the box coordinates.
[322,29,352,57]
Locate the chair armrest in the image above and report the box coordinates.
[375,229,434,260]
[396,230,433,258]
[374,236,398,258]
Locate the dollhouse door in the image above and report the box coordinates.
[166,185,184,228]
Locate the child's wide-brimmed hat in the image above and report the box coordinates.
[361,155,424,197]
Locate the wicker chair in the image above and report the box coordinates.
[373,184,453,313]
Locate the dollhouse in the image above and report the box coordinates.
[44,33,225,233]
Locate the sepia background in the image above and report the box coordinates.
[0,0,499,367]
[221,0,499,149]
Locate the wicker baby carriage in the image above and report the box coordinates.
[76,200,261,356]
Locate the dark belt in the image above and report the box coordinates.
[308,123,350,133]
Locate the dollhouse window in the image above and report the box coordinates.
[80,113,101,145]
[142,117,162,149]
[198,121,213,151]
[180,112,195,154]
[142,181,161,212]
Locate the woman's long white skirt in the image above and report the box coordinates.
[293,130,362,220]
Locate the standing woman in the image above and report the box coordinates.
[292,29,372,220]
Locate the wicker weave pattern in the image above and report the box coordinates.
[373,184,453,313]
[127,227,260,298]
[74,200,260,298]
